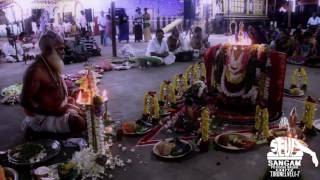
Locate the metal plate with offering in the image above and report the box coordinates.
[7,140,61,166]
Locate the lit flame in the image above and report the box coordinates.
[76,90,93,105]
[76,91,84,105]
[228,36,252,46]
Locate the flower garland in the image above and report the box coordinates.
[159,81,176,104]
[255,105,270,139]
[303,99,317,129]
[258,73,267,100]
[1,83,23,105]
[194,80,207,98]
[172,74,188,97]
[71,148,105,179]
[220,66,257,99]
[291,68,308,88]
[261,107,270,139]
[193,62,206,81]
[184,65,195,86]
[71,147,125,179]
[143,91,160,119]
[201,107,210,142]
[225,68,246,84]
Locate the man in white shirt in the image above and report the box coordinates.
[307,12,320,33]
[97,11,107,45]
[2,36,24,62]
[78,10,87,32]
[145,29,175,65]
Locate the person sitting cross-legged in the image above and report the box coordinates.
[2,36,24,62]
[167,28,193,62]
[137,29,175,67]
[80,31,101,57]
[190,26,209,58]
[20,31,86,136]
[64,34,89,64]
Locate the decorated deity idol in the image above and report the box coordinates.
[143,91,160,120]
[199,107,210,152]
[254,101,270,140]
[214,45,262,112]
[291,67,308,92]
[159,80,176,110]
[302,96,317,131]
[193,62,206,82]
[184,65,195,86]
[172,74,187,98]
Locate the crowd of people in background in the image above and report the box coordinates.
[2,5,320,68]
[230,12,320,67]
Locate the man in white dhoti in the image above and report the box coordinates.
[167,29,193,62]
[141,29,175,67]
[2,36,24,62]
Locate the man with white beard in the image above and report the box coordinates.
[20,31,86,134]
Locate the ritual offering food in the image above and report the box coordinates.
[9,143,46,164]
[215,133,256,151]
[153,138,193,158]
[122,121,152,135]
[7,140,61,165]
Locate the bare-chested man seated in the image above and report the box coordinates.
[20,31,86,134]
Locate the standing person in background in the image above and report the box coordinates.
[5,24,11,37]
[98,11,106,45]
[79,10,87,35]
[143,8,152,42]
[57,21,65,38]
[39,10,49,34]
[70,20,80,36]
[118,9,129,43]
[104,15,112,46]
[133,7,143,42]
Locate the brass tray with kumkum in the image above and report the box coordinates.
[215,133,256,151]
